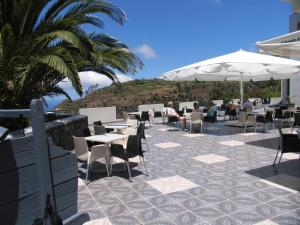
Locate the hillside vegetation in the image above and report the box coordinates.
[57,78,280,111]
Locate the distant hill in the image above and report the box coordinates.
[57,78,280,111]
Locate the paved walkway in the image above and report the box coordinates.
[72,123,300,225]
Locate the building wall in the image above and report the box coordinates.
[290,77,300,106]
[289,6,300,106]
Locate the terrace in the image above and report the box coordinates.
[74,122,300,225]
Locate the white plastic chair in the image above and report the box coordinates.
[126,118,139,128]
[237,111,256,133]
[73,136,109,180]
[189,112,203,133]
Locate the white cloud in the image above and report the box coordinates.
[135,43,157,59]
[59,71,133,99]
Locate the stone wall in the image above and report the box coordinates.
[46,115,88,150]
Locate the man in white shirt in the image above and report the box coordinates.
[165,101,187,130]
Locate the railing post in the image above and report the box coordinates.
[30,99,54,224]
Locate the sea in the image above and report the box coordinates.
[44,96,68,112]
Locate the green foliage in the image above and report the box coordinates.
[58,78,281,111]
[0,0,143,108]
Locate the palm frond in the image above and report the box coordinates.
[39,54,82,96]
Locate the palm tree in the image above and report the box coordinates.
[0,0,143,108]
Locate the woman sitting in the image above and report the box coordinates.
[203,102,218,122]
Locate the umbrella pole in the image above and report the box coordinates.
[240,72,244,110]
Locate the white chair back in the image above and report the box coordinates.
[238,111,247,124]
[124,127,137,135]
[126,118,138,128]
[73,136,88,161]
[122,111,128,121]
[191,112,202,125]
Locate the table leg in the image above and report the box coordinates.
[106,142,112,176]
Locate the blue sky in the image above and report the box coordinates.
[95,0,292,79]
[47,0,293,109]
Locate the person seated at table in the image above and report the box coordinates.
[226,101,238,120]
[243,99,253,112]
[274,96,291,109]
[203,102,218,122]
[166,101,187,130]
[192,102,200,112]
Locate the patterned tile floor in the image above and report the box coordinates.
[71,122,300,225]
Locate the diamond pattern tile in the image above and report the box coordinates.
[183,133,205,138]
[239,133,258,136]
[154,142,181,149]
[83,218,112,225]
[219,140,245,146]
[253,219,279,225]
[147,175,198,194]
[193,154,230,164]
[282,153,299,160]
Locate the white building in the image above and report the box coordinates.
[256,0,300,107]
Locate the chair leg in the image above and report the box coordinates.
[142,157,149,176]
[145,139,150,152]
[105,156,110,176]
[125,160,132,182]
[110,157,113,176]
[86,161,90,181]
[273,149,280,167]
[278,152,283,165]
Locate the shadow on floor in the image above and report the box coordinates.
[79,161,146,183]
[246,137,279,150]
[246,160,300,191]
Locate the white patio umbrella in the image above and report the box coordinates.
[256,30,300,57]
[160,49,300,108]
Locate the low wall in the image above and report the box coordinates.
[79,107,117,124]
[212,100,223,107]
[138,104,164,112]
[46,115,88,150]
[179,101,197,110]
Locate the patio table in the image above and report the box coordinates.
[104,124,129,134]
[85,133,128,174]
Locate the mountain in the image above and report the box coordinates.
[57,78,280,112]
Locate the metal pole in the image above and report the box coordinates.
[240,72,244,110]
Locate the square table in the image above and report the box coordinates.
[104,124,129,133]
[85,133,128,174]
[85,133,127,144]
